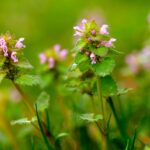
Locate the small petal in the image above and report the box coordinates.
[90,53,96,64]
[100,24,109,35]
[54,44,61,53]
[3,46,8,57]
[102,38,116,48]
[39,53,47,64]
[59,49,68,60]
[91,29,96,35]
[15,38,26,49]
[48,57,55,69]
[11,51,18,63]
[74,31,83,36]
[82,19,87,24]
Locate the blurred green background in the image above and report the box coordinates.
[0,0,150,66]
[0,0,150,149]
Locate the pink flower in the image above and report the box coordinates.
[100,24,109,35]
[0,38,8,57]
[73,19,87,37]
[54,44,61,53]
[91,29,96,35]
[90,53,96,64]
[59,49,68,60]
[82,19,87,24]
[11,51,18,63]
[125,53,139,74]
[48,57,55,69]
[39,53,47,64]
[101,38,116,48]
[15,38,26,49]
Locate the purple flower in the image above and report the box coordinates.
[90,53,96,64]
[101,38,116,48]
[48,57,55,69]
[11,51,18,63]
[100,24,109,35]
[73,19,87,37]
[39,53,47,64]
[125,53,139,74]
[91,29,96,35]
[54,44,61,53]
[59,49,68,60]
[15,38,26,49]
[0,38,8,57]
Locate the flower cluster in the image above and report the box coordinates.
[73,19,116,64]
[0,34,25,63]
[39,44,68,69]
[126,46,150,74]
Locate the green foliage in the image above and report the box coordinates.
[0,72,6,83]
[80,113,103,122]
[0,54,6,67]
[13,55,33,69]
[91,57,115,77]
[15,74,40,86]
[74,39,86,51]
[55,132,69,140]
[36,92,50,112]
[101,76,118,97]
[11,117,37,125]
[91,47,108,57]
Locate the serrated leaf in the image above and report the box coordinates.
[101,76,118,97]
[11,117,37,125]
[0,72,6,83]
[74,39,86,51]
[78,59,90,72]
[91,57,115,77]
[75,52,88,65]
[80,113,103,122]
[15,74,40,86]
[92,47,108,57]
[56,132,69,140]
[36,92,50,112]
[13,56,33,69]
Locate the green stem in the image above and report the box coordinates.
[96,76,105,127]
[96,76,107,150]
[35,104,53,150]
[107,97,128,140]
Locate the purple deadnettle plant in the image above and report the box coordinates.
[69,19,129,150]
[39,44,68,69]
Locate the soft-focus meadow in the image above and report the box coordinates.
[0,0,150,150]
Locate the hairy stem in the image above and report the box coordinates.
[96,76,107,150]
[96,76,106,127]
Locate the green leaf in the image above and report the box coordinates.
[117,87,132,95]
[0,72,6,83]
[78,59,90,72]
[80,113,103,122]
[91,57,115,77]
[15,74,40,86]
[0,54,6,67]
[125,139,130,150]
[36,92,50,112]
[13,56,33,69]
[74,39,86,51]
[35,104,52,150]
[92,47,108,57]
[11,117,37,125]
[55,132,69,140]
[101,76,118,97]
[75,52,88,65]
